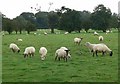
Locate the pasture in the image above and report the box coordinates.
[2,30,118,82]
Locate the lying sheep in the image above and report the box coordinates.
[55,48,70,62]
[74,37,83,45]
[92,43,113,57]
[17,38,23,42]
[94,31,99,36]
[99,36,103,41]
[39,47,47,61]
[64,32,68,35]
[9,43,20,53]
[85,42,96,53]
[23,46,35,58]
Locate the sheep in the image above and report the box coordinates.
[34,33,37,36]
[64,32,68,35]
[44,32,47,35]
[39,47,47,61]
[17,38,23,42]
[55,48,70,62]
[23,46,35,58]
[92,43,113,57]
[60,47,71,58]
[9,43,20,53]
[99,36,103,41]
[94,31,99,36]
[74,37,83,45]
[85,42,97,53]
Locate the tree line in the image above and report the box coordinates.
[2,4,120,34]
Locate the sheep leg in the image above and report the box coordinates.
[12,49,15,53]
[102,51,105,56]
[58,57,60,61]
[93,52,95,57]
[55,56,58,61]
[96,51,98,57]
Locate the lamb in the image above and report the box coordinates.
[23,46,35,58]
[74,37,83,45]
[92,43,113,57]
[94,31,99,36]
[55,48,70,62]
[85,42,97,53]
[99,36,103,41]
[9,43,20,53]
[39,47,47,61]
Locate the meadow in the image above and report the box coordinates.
[2,29,118,82]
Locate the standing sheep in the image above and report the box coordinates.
[55,48,70,62]
[92,43,113,57]
[39,47,47,61]
[85,42,97,53]
[23,46,35,58]
[74,37,83,45]
[60,47,71,58]
[9,43,20,53]
[99,36,103,41]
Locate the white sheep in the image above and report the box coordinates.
[44,32,47,35]
[94,31,99,36]
[55,48,70,62]
[60,47,71,58]
[99,36,103,41]
[17,38,23,42]
[64,32,68,35]
[92,43,113,57]
[34,33,37,36]
[9,43,20,53]
[85,42,97,53]
[23,46,35,58]
[39,47,47,61]
[74,37,83,45]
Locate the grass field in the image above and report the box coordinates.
[2,30,118,82]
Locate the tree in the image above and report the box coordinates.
[2,17,13,34]
[58,7,81,33]
[81,10,92,32]
[91,4,112,32]
[48,11,59,33]
[25,21,36,34]
[35,12,48,28]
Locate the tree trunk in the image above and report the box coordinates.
[51,28,54,33]
[27,31,30,34]
[103,30,106,32]
[15,31,17,34]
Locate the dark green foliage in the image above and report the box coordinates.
[48,11,59,33]
[91,4,112,32]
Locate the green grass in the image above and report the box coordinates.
[2,30,118,82]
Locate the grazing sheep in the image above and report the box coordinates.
[92,43,113,57]
[74,37,83,45]
[85,42,97,53]
[34,33,37,36]
[55,48,70,62]
[39,47,47,61]
[44,32,47,35]
[9,43,20,53]
[64,32,68,35]
[17,38,23,42]
[94,31,99,36]
[99,36,103,41]
[60,47,71,58]
[23,46,35,58]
